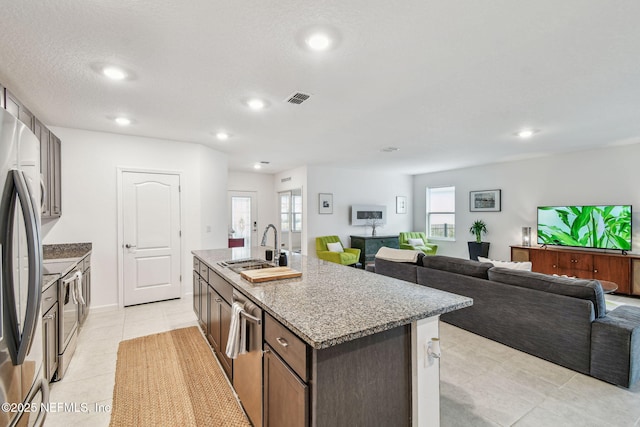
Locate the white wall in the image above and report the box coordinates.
[413,143,640,260]
[306,166,413,256]
[43,127,228,309]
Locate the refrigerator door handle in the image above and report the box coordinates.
[0,170,42,365]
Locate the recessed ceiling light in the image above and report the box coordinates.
[216,132,229,141]
[247,98,266,110]
[115,117,131,126]
[253,163,262,169]
[103,66,127,80]
[306,33,332,51]
[515,129,539,138]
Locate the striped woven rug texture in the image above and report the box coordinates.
[110,326,251,427]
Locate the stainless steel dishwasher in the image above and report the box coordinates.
[232,290,263,427]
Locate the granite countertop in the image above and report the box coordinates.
[43,242,92,261]
[41,243,92,291]
[193,247,473,350]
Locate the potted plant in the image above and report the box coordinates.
[468,220,490,260]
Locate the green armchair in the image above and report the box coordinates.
[399,232,438,255]
[315,236,361,266]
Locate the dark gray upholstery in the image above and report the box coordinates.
[591,305,640,387]
[488,267,607,319]
[417,267,594,374]
[374,257,420,283]
[422,255,493,279]
[376,254,640,388]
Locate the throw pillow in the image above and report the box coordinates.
[477,256,532,271]
[326,241,344,253]
[407,238,424,246]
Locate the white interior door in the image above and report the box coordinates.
[122,172,181,306]
[228,191,257,248]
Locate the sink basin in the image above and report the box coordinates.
[219,258,276,273]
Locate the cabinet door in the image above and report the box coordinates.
[35,119,51,216]
[219,300,233,378]
[557,252,593,278]
[264,345,308,427]
[193,271,199,316]
[529,249,558,275]
[5,90,34,131]
[206,286,221,351]
[593,256,630,294]
[50,134,62,217]
[198,278,207,330]
[43,304,59,382]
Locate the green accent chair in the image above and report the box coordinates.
[399,232,438,255]
[315,236,361,266]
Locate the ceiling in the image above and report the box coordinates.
[2,1,639,175]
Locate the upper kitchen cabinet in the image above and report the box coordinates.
[49,133,62,217]
[36,121,62,218]
[35,119,51,216]
[4,89,35,132]
[2,82,62,218]
[35,118,62,218]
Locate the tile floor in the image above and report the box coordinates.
[44,294,640,426]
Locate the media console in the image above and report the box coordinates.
[511,245,640,296]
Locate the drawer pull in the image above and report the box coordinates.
[45,297,53,301]
[276,337,289,348]
[215,298,222,302]
[43,314,55,320]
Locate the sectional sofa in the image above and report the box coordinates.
[374,254,640,388]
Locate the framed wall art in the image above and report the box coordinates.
[470,189,501,212]
[396,196,407,214]
[319,193,333,214]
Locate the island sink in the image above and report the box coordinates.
[218,258,275,273]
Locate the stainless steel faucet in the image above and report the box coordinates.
[260,224,279,259]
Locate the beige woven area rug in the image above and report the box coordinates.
[110,326,251,427]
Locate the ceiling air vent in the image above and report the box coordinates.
[286,92,311,104]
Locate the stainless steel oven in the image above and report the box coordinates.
[57,267,80,380]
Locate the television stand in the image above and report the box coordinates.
[511,245,640,296]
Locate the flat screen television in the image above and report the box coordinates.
[537,205,632,251]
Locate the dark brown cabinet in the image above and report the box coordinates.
[207,285,234,378]
[350,235,400,268]
[263,345,308,427]
[512,246,639,295]
[206,274,233,379]
[194,258,233,379]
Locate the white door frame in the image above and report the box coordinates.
[116,167,184,308]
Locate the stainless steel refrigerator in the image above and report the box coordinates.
[0,108,48,426]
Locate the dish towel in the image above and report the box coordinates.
[226,302,248,359]
[75,270,85,305]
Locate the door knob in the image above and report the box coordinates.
[125,244,137,249]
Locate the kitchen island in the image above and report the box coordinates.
[193,247,473,427]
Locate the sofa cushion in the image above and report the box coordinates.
[421,255,493,279]
[488,267,606,318]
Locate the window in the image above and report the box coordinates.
[427,186,455,240]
